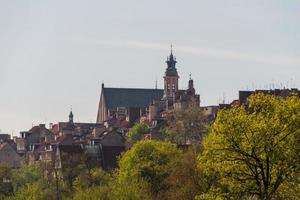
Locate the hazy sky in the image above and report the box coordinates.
[0,0,299,135]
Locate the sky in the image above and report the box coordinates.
[0,0,299,136]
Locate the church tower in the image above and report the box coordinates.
[69,109,74,124]
[164,47,179,107]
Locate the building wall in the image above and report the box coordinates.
[16,138,26,154]
[97,91,108,123]
[164,76,179,98]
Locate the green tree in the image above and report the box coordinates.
[73,168,112,200]
[56,152,87,198]
[0,165,13,198]
[198,93,300,199]
[10,180,56,200]
[127,123,150,144]
[11,163,42,193]
[163,147,211,200]
[9,163,58,200]
[73,185,110,200]
[111,177,152,200]
[164,99,208,145]
[115,140,180,199]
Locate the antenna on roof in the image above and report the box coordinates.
[222,93,226,104]
[290,78,294,88]
[155,78,158,90]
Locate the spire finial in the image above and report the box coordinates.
[189,72,192,80]
[170,44,173,55]
[155,78,158,89]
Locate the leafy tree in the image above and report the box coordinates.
[127,123,150,144]
[111,177,152,200]
[55,152,87,198]
[11,163,42,193]
[9,163,58,200]
[115,140,180,199]
[73,185,110,200]
[73,168,112,200]
[198,93,300,199]
[10,180,56,200]
[164,99,208,145]
[0,165,13,198]
[163,147,211,200]
[73,167,111,189]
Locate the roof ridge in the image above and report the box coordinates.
[104,87,163,90]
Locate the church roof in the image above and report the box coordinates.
[103,87,164,109]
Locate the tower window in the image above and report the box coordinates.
[172,84,175,90]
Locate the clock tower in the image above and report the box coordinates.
[164,47,179,108]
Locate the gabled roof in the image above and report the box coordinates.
[0,142,21,168]
[103,87,164,109]
[51,135,74,146]
[99,130,126,147]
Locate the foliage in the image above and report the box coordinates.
[110,177,152,200]
[198,93,300,199]
[73,168,112,200]
[73,167,111,189]
[73,185,110,200]
[7,163,59,200]
[10,180,56,200]
[164,99,208,145]
[0,165,13,198]
[163,147,211,200]
[11,163,42,193]
[127,123,150,144]
[116,140,180,199]
[59,152,86,196]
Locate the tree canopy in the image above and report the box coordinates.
[164,99,208,145]
[127,123,150,144]
[115,140,180,199]
[198,93,300,199]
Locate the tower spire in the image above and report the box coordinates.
[69,106,74,124]
[164,45,179,105]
